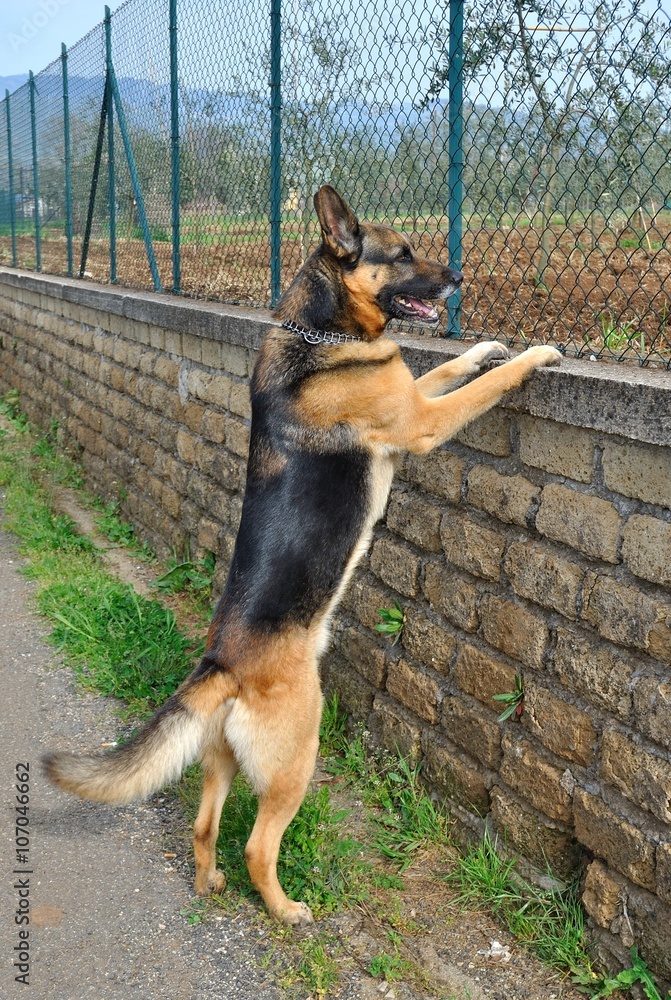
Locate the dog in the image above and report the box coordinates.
[43,185,561,925]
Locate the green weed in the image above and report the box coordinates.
[179,898,210,925]
[492,673,524,721]
[375,600,405,645]
[154,549,216,596]
[0,387,28,427]
[287,935,340,997]
[120,222,171,243]
[447,830,593,975]
[599,311,645,354]
[618,236,662,251]
[93,498,137,547]
[660,300,669,344]
[573,946,671,999]
[261,928,341,999]
[367,949,414,982]
[371,755,450,869]
[320,697,450,871]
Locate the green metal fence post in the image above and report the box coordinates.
[446,0,463,338]
[4,90,17,268]
[29,71,42,272]
[269,0,282,306]
[169,0,181,294]
[61,44,74,278]
[109,64,162,292]
[105,6,117,283]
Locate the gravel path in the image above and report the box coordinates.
[0,527,283,1000]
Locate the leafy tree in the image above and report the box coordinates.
[422,0,671,282]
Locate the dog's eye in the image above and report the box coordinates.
[396,247,412,262]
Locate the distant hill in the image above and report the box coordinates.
[0,75,29,97]
[0,69,452,155]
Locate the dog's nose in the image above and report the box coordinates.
[449,269,464,286]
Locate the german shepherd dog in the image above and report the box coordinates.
[44,186,561,925]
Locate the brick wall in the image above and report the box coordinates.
[1,268,670,984]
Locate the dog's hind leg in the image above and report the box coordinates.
[244,746,319,925]
[235,669,322,925]
[193,741,238,896]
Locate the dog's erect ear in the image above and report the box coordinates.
[314,186,362,260]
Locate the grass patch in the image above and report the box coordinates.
[261,928,341,998]
[367,941,414,983]
[320,694,451,872]
[93,496,153,557]
[179,766,372,918]
[39,576,199,714]
[153,546,217,618]
[0,403,200,719]
[448,830,593,977]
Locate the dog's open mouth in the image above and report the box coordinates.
[392,295,439,323]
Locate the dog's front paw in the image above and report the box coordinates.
[522,345,563,368]
[465,340,510,371]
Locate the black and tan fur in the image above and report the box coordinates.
[43,186,561,925]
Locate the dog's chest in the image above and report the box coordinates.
[311,451,395,653]
[336,453,395,593]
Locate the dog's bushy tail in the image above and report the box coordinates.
[42,670,237,805]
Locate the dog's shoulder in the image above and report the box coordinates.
[286,335,415,436]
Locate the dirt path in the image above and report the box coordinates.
[0,527,285,1000]
[53,488,157,599]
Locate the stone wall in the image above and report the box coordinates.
[1,268,670,985]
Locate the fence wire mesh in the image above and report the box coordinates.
[1,0,670,366]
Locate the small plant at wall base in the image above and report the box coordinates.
[0,388,27,428]
[375,600,405,645]
[493,674,524,721]
[573,946,671,999]
[94,498,139,549]
[154,549,216,596]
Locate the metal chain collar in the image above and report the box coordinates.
[281,319,363,345]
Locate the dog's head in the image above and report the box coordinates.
[314,185,463,338]
[274,186,463,340]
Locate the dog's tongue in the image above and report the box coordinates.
[397,295,438,321]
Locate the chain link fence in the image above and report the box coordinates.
[1,0,670,366]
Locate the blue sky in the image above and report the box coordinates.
[1,0,667,106]
[0,0,126,82]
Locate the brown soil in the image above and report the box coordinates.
[2,215,670,365]
[53,487,156,598]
